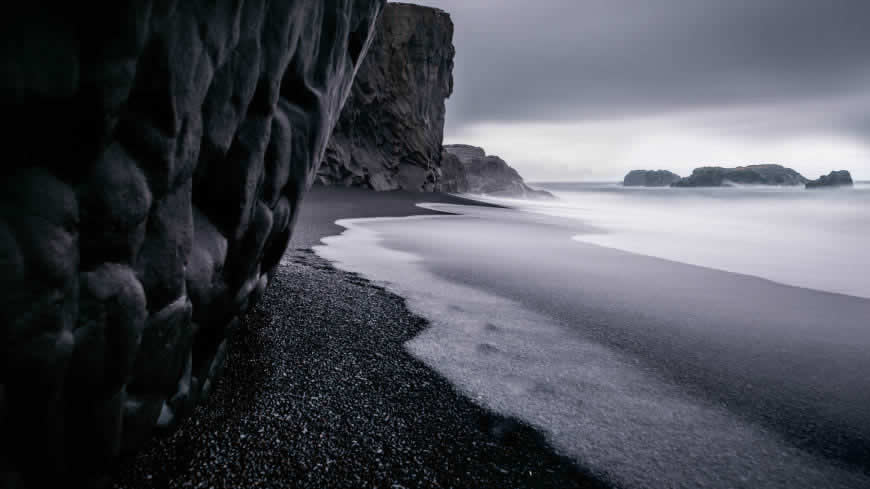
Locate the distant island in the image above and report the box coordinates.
[670,164,807,187]
[622,165,855,189]
[623,170,681,187]
[806,170,854,189]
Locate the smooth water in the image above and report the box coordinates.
[313,183,870,489]
[493,182,870,298]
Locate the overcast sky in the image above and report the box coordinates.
[403,0,870,180]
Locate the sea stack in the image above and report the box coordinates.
[443,145,554,199]
[671,164,808,187]
[319,3,456,191]
[623,170,681,187]
[806,170,854,189]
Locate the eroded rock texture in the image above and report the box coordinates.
[317,3,456,191]
[438,150,469,193]
[0,1,384,486]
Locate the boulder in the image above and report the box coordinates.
[623,170,681,187]
[806,170,854,189]
[0,0,385,485]
[671,164,808,187]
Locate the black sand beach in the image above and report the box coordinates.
[323,200,870,488]
[112,186,603,488]
[288,185,504,249]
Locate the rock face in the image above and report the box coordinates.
[443,145,554,199]
[0,1,384,486]
[317,3,455,191]
[444,144,486,163]
[623,170,681,187]
[439,150,470,193]
[806,170,854,189]
[671,165,808,187]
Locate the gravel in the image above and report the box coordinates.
[112,250,606,488]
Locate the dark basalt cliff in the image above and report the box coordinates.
[806,170,854,189]
[317,3,456,191]
[439,150,470,193]
[443,145,554,199]
[671,164,808,187]
[0,1,384,486]
[623,170,681,187]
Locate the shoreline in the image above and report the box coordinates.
[113,187,605,488]
[112,184,870,488]
[289,185,505,250]
[314,199,870,488]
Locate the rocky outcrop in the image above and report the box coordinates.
[443,145,554,199]
[439,150,470,193]
[671,165,808,187]
[444,144,486,163]
[0,1,384,486]
[623,170,681,187]
[317,3,455,191]
[806,170,854,189]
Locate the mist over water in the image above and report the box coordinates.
[504,182,870,298]
[314,182,870,489]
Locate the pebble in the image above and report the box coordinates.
[112,251,606,488]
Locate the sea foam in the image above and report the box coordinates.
[314,211,869,489]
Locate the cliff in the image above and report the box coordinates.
[671,165,808,187]
[439,150,470,193]
[443,145,554,199]
[623,170,682,187]
[0,1,384,486]
[317,3,456,191]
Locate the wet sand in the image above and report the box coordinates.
[317,202,870,488]
[289,184,504,249]
[113,187,601,488]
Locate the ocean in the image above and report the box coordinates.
[513,181,870,299]
[314,182,870,489]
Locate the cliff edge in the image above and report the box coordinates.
[318,3,456,191]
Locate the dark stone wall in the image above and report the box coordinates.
[0,1,384,486]
[317,3,456,191]
[438,150,469,193]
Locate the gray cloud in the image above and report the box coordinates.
[403,0,870,137]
